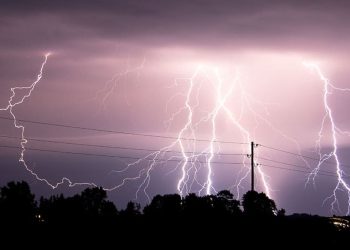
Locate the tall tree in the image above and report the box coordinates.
[242,191,277,216]
[0,181,37,224]
[214,190,241,216]
[143,194,182,217]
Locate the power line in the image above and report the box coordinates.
[0,116,247,144]
[260,163,337,177]
[259,163,349,179]
[258,144,350,169]
[257,157,345,176]
[259,144,323,161]
[1,114,349,178]
[0,144,245,165]
[258,156,310,169]
[0,135,245,156]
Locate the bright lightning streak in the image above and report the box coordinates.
[109,67,205,200]
[303,62,350,215]
[221,79,269,198]
[110,65,276,202]
[5,55,335,208]
[0,54,98,189]
[175,67,198,196]
[175,66,253,197]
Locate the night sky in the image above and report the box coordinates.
[1,0,350,215]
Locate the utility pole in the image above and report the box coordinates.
[251,141,255,192]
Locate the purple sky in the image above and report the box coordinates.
[1,0,350,215]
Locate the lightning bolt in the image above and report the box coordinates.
[5,55,337,210]
[0,54,98,189]
[110,65,277,202]
[303,62,350,215]
[95,57,146,111]
[109,66,209,201]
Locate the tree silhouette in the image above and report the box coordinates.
[183,193,205,216]
[0,181,37,224]
[183,193,219,217]
[120,201,141,217]
[143,194,182,217]
[242,190,277,216]
[39,187,118,224]
[0,180,348,246]
[39,194,67,224]
[80,187,110,217]
[143,191,241,218]
[277,208,286,217]
[213,190,241,216]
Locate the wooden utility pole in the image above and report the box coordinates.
[251,141,255,191]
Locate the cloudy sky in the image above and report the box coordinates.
[1,0,350,215]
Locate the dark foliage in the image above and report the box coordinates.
[0,181,349,247]
[242,190,277,216]
[0,181,36,225]
[39,187,118,225]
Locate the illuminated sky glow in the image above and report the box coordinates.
[1,0,350,215]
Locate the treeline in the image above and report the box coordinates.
[0,181,349,247]
[0,181,282,225]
